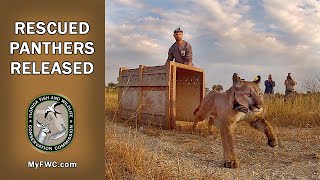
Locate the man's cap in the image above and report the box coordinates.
[174,27,183,33]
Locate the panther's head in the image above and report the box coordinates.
[231,73,263,114]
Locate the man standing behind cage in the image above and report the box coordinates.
[264,74,275,95]
[284,73,297,97]
[167,27,193,66]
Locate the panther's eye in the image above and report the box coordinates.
[246,93,251,97]
[259,93,263,96]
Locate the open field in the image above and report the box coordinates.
[105,90,320,179]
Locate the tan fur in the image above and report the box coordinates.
[193,73,278,168]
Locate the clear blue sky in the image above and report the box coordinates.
[106,0,320,93]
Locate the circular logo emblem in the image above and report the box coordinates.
[27,94,75,152]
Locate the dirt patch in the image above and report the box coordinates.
[106,120,320,179]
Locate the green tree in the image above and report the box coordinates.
[212,84,223,92]
[107,82,118,89]
[205,87,210,95]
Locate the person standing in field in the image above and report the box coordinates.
[264,74,275,95]
[284,73,297,97]
[167,27,193,66]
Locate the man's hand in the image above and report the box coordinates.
[184,62,193,66]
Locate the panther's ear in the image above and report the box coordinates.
[253,75,261,84]
[232,73,243,89]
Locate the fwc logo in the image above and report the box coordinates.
[27,94,75,152]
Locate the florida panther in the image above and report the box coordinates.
[193,73,278,168]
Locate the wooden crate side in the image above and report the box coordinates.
[165,62,172,129]
[141,73,168,86]
[119,65,169,87]
[140,87,167,127]
[171,62,204,73]
[118,67,125,118]
[201,71,205,100]
[137,65,144,125]
[170,64,177,128]
[141,113,166,127]
[120,109,139,120]
[141,87,166,115]
[142,65,168,87]
[121,68,139,76]
[118,68,139,87]
[119,87,140,119]
[143,65,167,74]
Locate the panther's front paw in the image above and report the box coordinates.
[268,138,278,148]
[224,160,239,168]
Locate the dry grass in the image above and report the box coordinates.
[105,89,320,179]
[264,94,320,128]
[105,123,175,179]
[105,89,118,118]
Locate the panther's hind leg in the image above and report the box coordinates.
[207,117,214,134]
[192,106,207,131]
[192,115,206,131]
[208,116,217,134]
[249,117,278,147]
